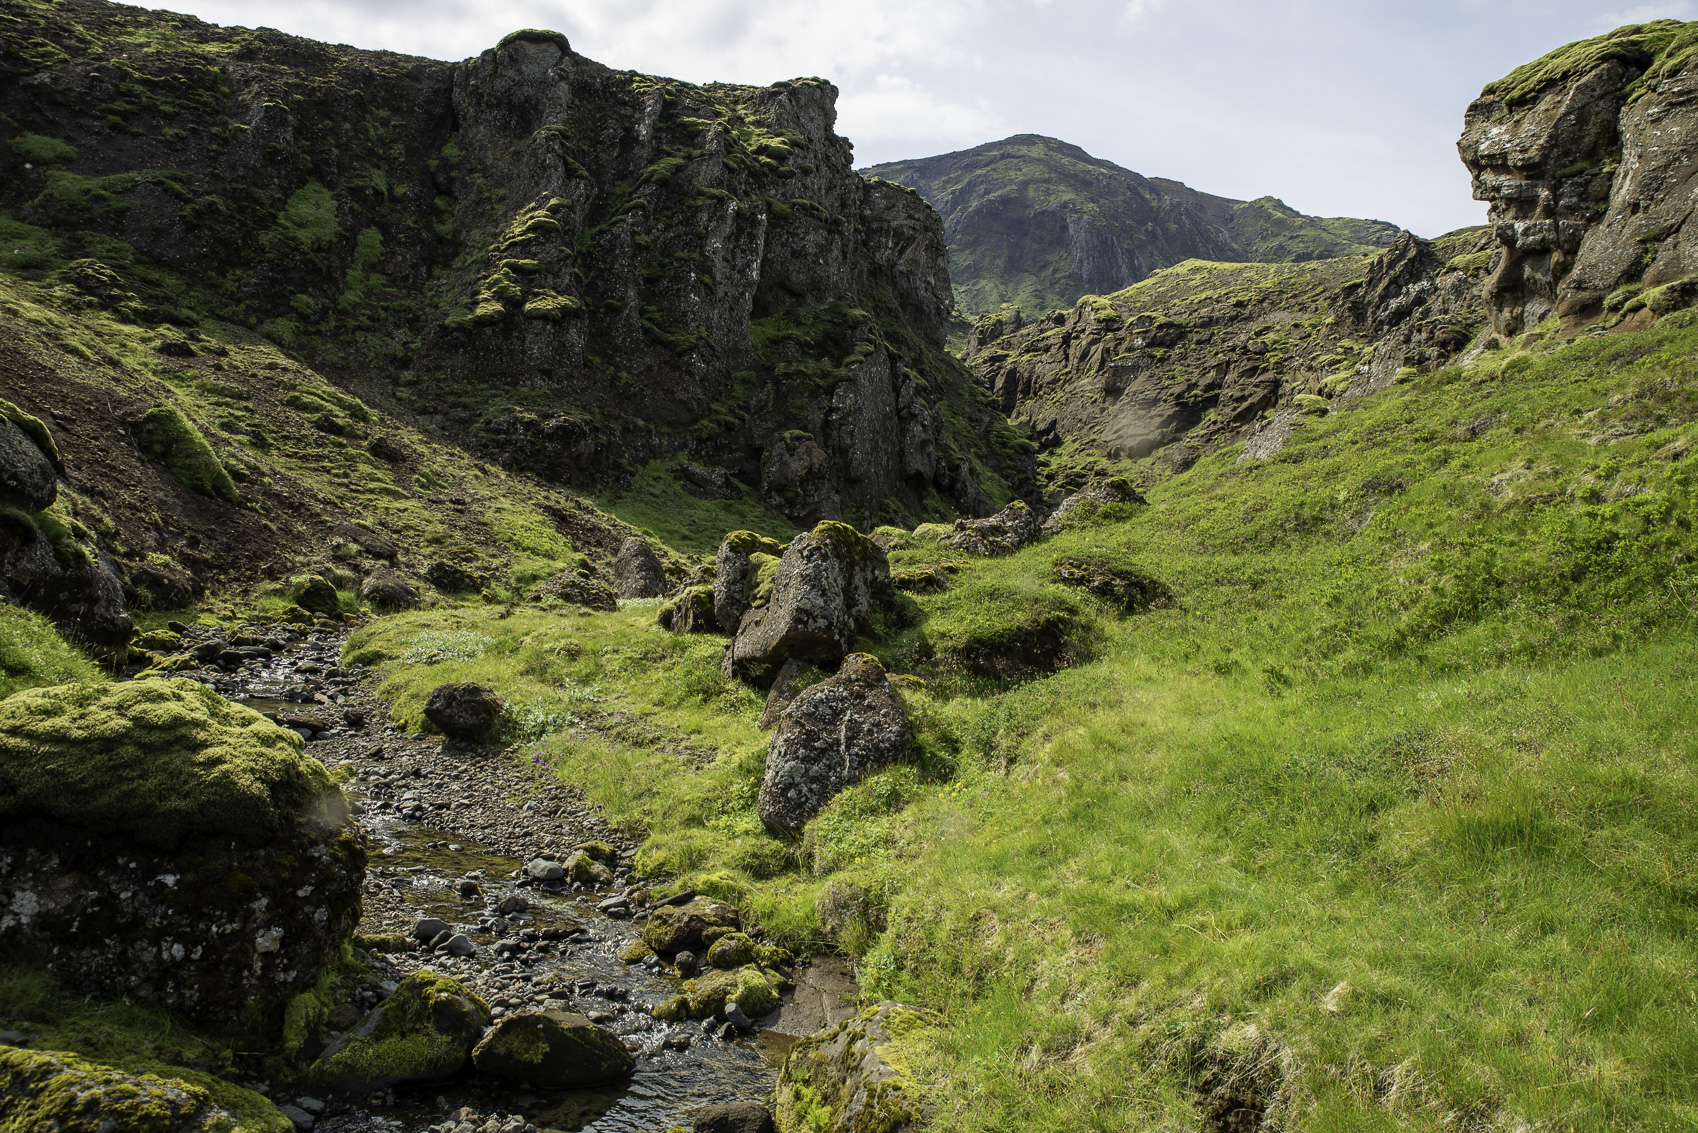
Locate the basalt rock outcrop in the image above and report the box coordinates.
[757,653,913,834]
[964,229,1492,482]
[1458,21,1698,336]
[0,0,1023,526]
[725,522,889,676]
[0,679,364,1030]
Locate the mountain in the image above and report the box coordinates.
[862,134,1401,319]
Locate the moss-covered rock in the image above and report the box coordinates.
[133,405,238,505]
[291,575,341,616]
[775,1002,941,1133]
[0,1045,291,1133]
[727,523,890,674]
[529,571,618,611]
[0,679,364,1030]
[661,583,718,633]
[640,897,741,954]
[564,849,613,886]
[308,970,490,1094]
[470,1009,635,1088]
[714,531,787,632]
[664,964,786,1020]
[0,678,336,850]
[705,932,756,969]
[618,938,656,964]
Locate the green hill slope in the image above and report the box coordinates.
[864,135,1401,319]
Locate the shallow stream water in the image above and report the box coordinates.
[174,619,822,1132]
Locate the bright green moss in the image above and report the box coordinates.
[746,552,781,607]
[523,290,581,320]
[275,181,339,251]
[308,969,489,1092]
[0,1045,290,1133]
[0,603,102,699]
[1483,19,1698,107]
[134,404,239,503]
[0,678,335,850]
[8,133,77,166]
[0,398,58,466]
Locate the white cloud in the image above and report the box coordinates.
[1122,0,1166,22]
[1591,2,1694,32]
[837,74,1007,150]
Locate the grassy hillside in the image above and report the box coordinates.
[864,135,1399,319]
[347,312,1698,1128]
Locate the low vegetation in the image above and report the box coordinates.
[340,312,1698,1128]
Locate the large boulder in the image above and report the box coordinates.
[309,970,490,1094]
[713,531,786,634]
[757,654,912,834]
[424,682,504,740]
[0,520,132,646]
[938,500,1042,556]
[424,559,490,594]
[775,1002,941,1133]
[1041,477,1147,534]
[292,575,341,616]
[661,584,718,634]
[726,523,888,675]
[470,1009,635,1088]
[640,897,741,955]
[0,679,363,1028]
[0,416,57,512]
[613,538,667,598]
[0,1045,288,1133]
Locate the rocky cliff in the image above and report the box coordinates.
[962,228,1492,488]
[0,0,1023,536]
[1458,20,1698,338]
[863,134,1401,319]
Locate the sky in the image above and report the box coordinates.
[154,0,1695,237]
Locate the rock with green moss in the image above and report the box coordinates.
[1051,557,1171,612]
[686,964,785,1019]
[0,397,61,472]
[0,1045,292,1133]
[0,679,364,1029]
[641,897,741,954]
[714,531,787,632]
[663,584,718,634]
[0,416,56,513]
[529,570,618,611]
[309,970,490,1094]
[423,681,505,740]
[727,522,889,675]
[775,1002,941,1133]
[133,405,239,505]
[939,500,1042,557]
[470,1009,635,1087]
[292,575,341,616]
[564,849,612,886]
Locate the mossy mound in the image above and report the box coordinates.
[528,571,618,611]
[308,970,490,1094]
[776,1002,940,1133]
[133,405,238,504]
[653,964,785,1021]
[0,397,60,469]
[470,1010,635,1088]
[0,679,335,850]
[0,1045,290,1133]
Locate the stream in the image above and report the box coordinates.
[165,617,853,1133]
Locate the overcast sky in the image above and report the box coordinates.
[156,0,1693,236]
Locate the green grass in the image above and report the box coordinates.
[348,311,1698,1129]
[592,459,798,556]
[0,603,103,698]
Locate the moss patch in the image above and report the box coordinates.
[134,405,238,504]
[0,678,335,850]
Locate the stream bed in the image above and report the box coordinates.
[164,618,854,1132]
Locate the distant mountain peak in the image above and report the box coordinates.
[862,138,1399,319]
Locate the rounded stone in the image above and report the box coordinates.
[470,1009,635,1088]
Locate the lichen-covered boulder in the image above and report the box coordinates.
[0,679,363,1029]
[471,1009,635,1088]
[424,681,504,740]
[727,523,888,675]
[309,970,490,1094]
[775,1002,941,1133]
[939,499,1042,556]
[714,531,787,634]
[641,897,741,955]
[1042,477,1147,534]
[758,655,913,834]
[564,849,613,886]
[529,570,618,611]
[613,538,667,599]
[0,1045,291,1133]
[704,931,789,970]
[0,416,57,512]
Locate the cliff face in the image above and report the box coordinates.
[1458,20,1698,337]
[863,134,1401,319]
[961,229,1492,488]
[0,1,1019,527]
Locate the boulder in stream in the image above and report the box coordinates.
[308,970,490,1094]
[471,1009,635,1088]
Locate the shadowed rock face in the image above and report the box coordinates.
[1457,21,1698,337]
[0,1,1025,524]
